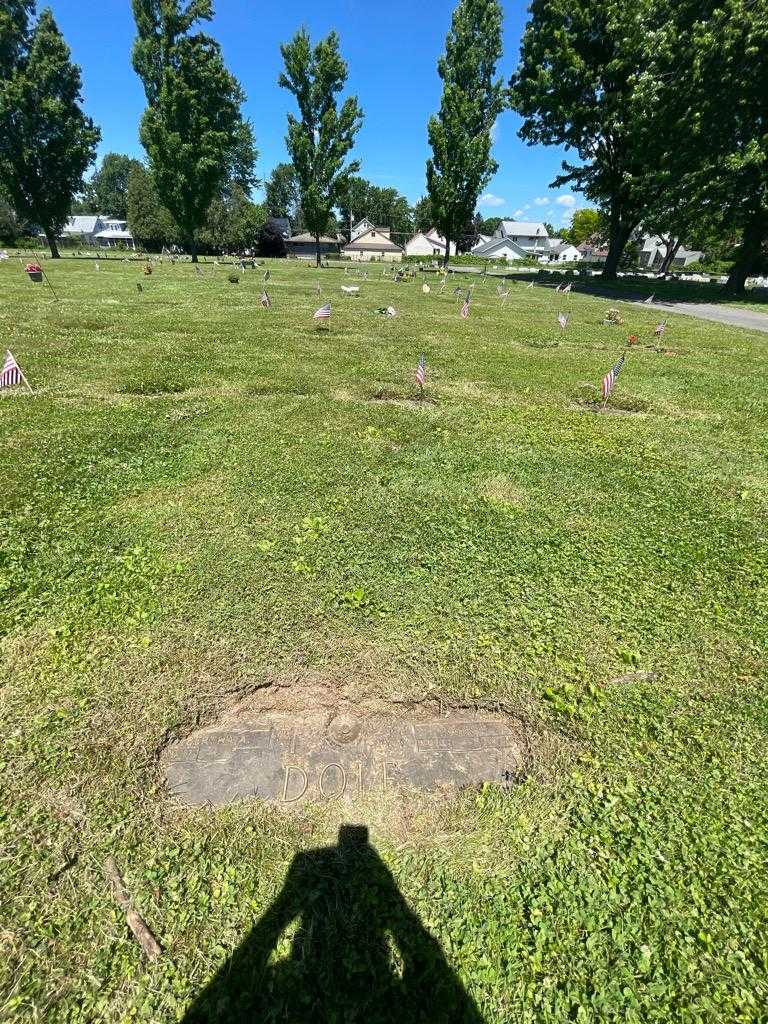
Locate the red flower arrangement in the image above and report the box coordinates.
[628,334,639,346]
[25,262,42,274]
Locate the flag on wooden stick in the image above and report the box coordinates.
[314,302,332,322]
[263,269,270,282]
[460,292,471,319]
[601,354,626,403]
[644,294,655,304]
[562,283,573,293]
[558,312,568,330]
[1,350,32,393]
[261,290,271,308]
[654,320,667,337]
[416,352,426,392]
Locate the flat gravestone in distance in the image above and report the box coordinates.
[163,709,526,807]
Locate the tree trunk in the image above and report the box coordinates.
[189,238,198,263]
[315,234,321,268]
[443,234,451,268]
[725,208,767,295]
[659,238,681,277]
[44,227,61,259]
[601,210,634,280]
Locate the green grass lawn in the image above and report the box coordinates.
[2,259,767,1022]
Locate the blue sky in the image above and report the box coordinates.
[46,0,580,229]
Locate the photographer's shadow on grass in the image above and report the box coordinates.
[182,824,484,1023]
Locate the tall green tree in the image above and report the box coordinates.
[413,195,434,233]
[478,215,502,236]
[637,0,768,293]
[264,162,299,220]
[564,208,603,247]
[126,162,177,249]
[278,29,362,265]
[84,152,144,218]
[0,4,99,257]
[131,0,256,261]
[510,0,674,279]
[337,177,414,241]
[201,184,265,252]
[426,0,505,266]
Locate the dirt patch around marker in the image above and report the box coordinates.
[160,669,543,810]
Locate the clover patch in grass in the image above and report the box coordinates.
[572,383,650,415]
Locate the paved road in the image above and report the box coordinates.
[634,301,768,334]
[447,267,768,334]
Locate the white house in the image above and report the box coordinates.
[493,220,551,259]
[94,218,135,248]
[638,234,703,269]
[404,228,457,258]
[58,215,104,244]
[546,240,582,263]
[342,226,403,262]
[53,214,135,248]
[471,234,493,253]
[350,217,375,241]
[471,235,531,262]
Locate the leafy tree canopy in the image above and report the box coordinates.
[0,4,100,256]
[337,177,414,241]
[83,152,144,219]
[279,28,362,264]
[426,0,505,265]
[131,0,256,259]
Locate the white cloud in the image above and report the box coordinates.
[479,193,506,208]
[490,120,499,144]
[513,209,525,218]
[533,196,549,206]
[555,194,577,208]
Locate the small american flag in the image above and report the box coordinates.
[1,349,26,390]
[261,290,271,308]
[416,352,426,390]
[601,354,626,401]
[654,320,667,336]
[527,281,535,289]
[195,265,203,276]
[263,269,270,282]
[558,312,568,330]
[644,294,655,304]
[555,282,563,293]
[460,292,471,319]
[314,302,332,321]
[563,283,573,293]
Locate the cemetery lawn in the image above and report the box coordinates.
[2,259,767,1022]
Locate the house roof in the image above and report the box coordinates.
[407,230,447,250]
[499,220,549,238]
[95,229,133,239]
[343,228,403,252]
[63,215,101,234]
[473,237,529,259]
[286,232,340,244]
